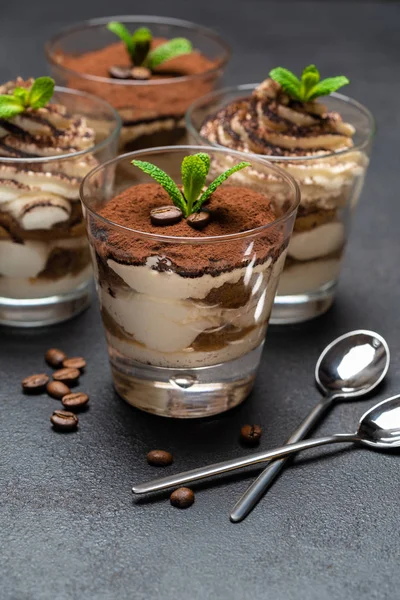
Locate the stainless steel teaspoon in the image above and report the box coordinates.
[132,394,400,495]
[230,329,390,522]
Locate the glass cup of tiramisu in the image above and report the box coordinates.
[186,66,375,323]
[45,16,230,155]
[81,146,299,418]
[0,77,121,326]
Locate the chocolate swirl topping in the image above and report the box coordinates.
[200,78,356,157]
[0,78,95,159]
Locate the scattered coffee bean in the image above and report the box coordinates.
[240,424,263,446]
[187,211,211,230]
[22,373,49,394]
[170,487,195,509]
[53,367,80,385]
[150,205,183,226]
[131,66,151,80]
[45,348,67,368]
[50,410,79,432]
[47,381,71,399]
[147,450,173,466]
[62,357,86,372]
[109,65,133,79]
[62,392,89,411]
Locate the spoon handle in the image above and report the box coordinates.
[132,433,358,495]
[230,398,333,522]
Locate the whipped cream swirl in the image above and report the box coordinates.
[200,78,356,157]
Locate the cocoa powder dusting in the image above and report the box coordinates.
[58,40,219,120]
[92,184,286,277]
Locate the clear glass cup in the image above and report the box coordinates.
[186,84,375,324]
[0,87,121,327]
[81,145,299,418]
[45,16,230,156]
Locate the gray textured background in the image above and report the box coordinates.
[1,1,399,599]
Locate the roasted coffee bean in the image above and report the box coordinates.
[170,487,195,509]
[147,450,173,466]
[50,410,78,431]
[240,424,262,446]
[62,357,86,371]
[150,205,183,226]
[45,348,67,368]
[62,392,89,411]
[109,65,133,79]
[47,381,71,399]
[22,373,49,393]
[131,66,151,80]
[187,211,211,230]
[53,367,80,384]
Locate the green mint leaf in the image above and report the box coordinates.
[194,161,251,212]
[131,159,187,216]
[13,87,29,105]
[0,95,25,119]
[131,27,152,66]
[306,76,350,101]
[300,64,320,100]
[28,77,55,109]
[181,155,208,214]
[195,153,210,176]
[107,21,134,58]
[147,38,193,70]
[269,67,302,101]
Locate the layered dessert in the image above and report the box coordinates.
[90,183,287,368]
[0,77,96,299]
[199,66,370,297]
[51,20,226,152]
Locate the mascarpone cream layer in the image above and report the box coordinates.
[99,250,286,367]
[200,78,368,208]
[278,257,341,296]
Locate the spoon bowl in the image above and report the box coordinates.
[358,395,400,449]
[316,330,389,399]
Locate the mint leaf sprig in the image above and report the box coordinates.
[269,65,349,102]
[132,153,250,218]
[107,22,193,71]
[0,77,55,120]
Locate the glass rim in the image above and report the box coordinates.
[80,144,300,245]
[0,86,122,164]
[185,83,375,161]
[45,15,231,87]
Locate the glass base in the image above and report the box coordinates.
[109,344,263,418]
[270,282,336,325]
[0,282,91,327]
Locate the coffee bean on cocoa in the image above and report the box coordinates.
[147,450,173,466]
[131,66,151,80]
[53,367,80,385]
[109,65,133,79]
[150,205,183,226]
[240,424,262,446]
[47,381,71,399]
[21,373,49,394]
[170,487,195,509]
[62,357,86,371]
[50,410,79,431]
[187,211,210,230]
[45,348,67,368]
[62,392,89,411]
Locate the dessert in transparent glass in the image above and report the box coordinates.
[81,145,299,418]
[46,16,230,154]
[186,84,375,323]
[0,86,121,326]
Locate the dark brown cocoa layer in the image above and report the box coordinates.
[92,183,285,277]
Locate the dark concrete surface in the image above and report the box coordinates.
[1,1,399,598]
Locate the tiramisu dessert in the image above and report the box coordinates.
[47,17,229,152]
[197,65,373,321]
[82,149,298,416]
[0,76,109,321]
